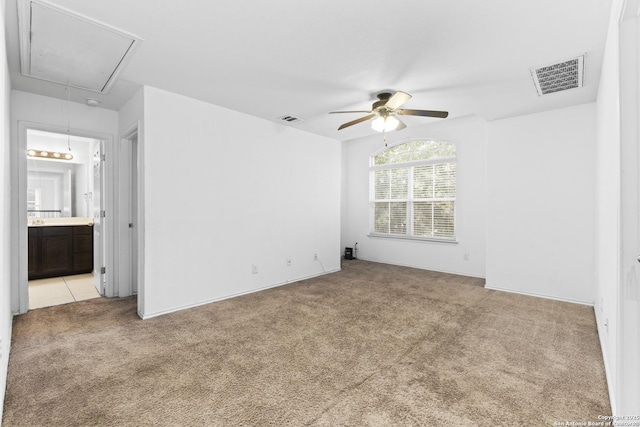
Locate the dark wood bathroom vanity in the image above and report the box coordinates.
[28,221,94,280]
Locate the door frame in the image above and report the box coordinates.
[91,139,105,295]
[116,123,144,305]
[15,121,115,313]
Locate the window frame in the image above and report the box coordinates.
[368,140,458,244]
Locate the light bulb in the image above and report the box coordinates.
[371,115,400,132]
[385,115,399,131]
[371,116,385,132]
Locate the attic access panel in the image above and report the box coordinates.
[17,0,142,93]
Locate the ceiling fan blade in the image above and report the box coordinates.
[384,91,412,110]
[329,110,372,114]
[338,114,376,130]
[397,109,449,118]
[395,117,407,131]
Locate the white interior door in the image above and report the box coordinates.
[624,18,640,411]
[619,11,640,415]
[131,133,139,294]
[92,140,104,294]
[117,129,138,297]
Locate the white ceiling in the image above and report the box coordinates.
[4,0,613,141]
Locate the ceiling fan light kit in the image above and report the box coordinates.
[371,115,399,132]
[330,90,448,133]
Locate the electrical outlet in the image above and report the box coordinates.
[314,253,318,261]
[251,264,258,274]
[463,253,469,261]
[286,259,292,267]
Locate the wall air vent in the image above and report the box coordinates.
[17,0,143,94]
[531,55,584,96]
[278,115,303,123]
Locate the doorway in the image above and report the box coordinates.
[117,126,140,297]
[25,129,103,309]
[17,122,114,314]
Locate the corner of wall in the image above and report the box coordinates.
[340,115,487,278]
[0,0,13,418]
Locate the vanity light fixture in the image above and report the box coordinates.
[27,149,73,160]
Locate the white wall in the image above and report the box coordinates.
[10,90,118,313]
[11,91,118,136]
[0,0,12,418]
[595,0,621,410]
[118,87,143,136]
[595,0,640,414]
[486,103,597,304]
[139,86,341,318]
[618,11,640,412]
[341,115,487,278]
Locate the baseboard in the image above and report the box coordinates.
[484,284,594,306]
[354,257,486,280]
[140,268,341,320]
[594,308,616,414]
[0,313,13,422]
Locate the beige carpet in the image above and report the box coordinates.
[3,260,610,426]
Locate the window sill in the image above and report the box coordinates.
[367,233,458,244]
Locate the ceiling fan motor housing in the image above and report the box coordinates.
[373,92,393,111]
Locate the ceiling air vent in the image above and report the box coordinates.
[531,55,584,96]
[17,0,142,93]
[278,115,303,123]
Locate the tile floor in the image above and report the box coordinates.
[28,273,101,310]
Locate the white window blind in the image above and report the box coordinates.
[370,140,456,241]
[372,168,408,234]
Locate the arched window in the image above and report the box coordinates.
[370,140,456,241]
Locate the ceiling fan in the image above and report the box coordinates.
[330,91,448,132]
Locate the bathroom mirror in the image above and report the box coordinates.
[26,130,97,219]
[27,167,72,217]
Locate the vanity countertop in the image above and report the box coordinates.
[28,217,94,227]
